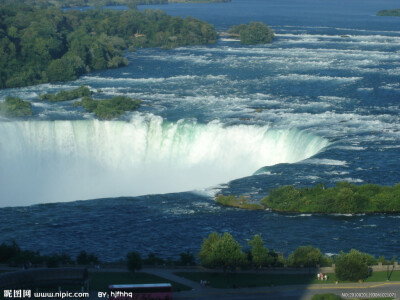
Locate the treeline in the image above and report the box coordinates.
[0,241,99,268]
[228,22,274,45]
[199,232,397,281]
[0,4,217,89]
[4,0,231,8]
[260,182,400,213]
[377,9,400,16]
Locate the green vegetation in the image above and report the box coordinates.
[228,22,274,45]
[196,232,400,285]
[248,235,283,268]
[198,232,247,272]
[0,3,217,89]
[335,249,371,282]
[89,271,191,292]
[40,85,92,102]
[261,182,400,213]
[0,241,99,267]
[0,0,230,9]
[215,195,264,210]
[24,0,231,8]
[0,96,33,118]
[73,95,141,119]
[1,86,141,119]
[377,9,400,16]
[288,245,332,268]
[199,233,330,271]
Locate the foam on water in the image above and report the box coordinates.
[0,114,329,207]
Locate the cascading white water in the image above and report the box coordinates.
[0,115,330,207]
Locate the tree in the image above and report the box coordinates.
[288,245,323,267]
[335,249,370,281]
[178,251,196,266]
[198,232,247,272]
[76,250,99,265]
[228,22,274,45]
[0,240,20,263]
[127,251,142,273]
[248,235,275,268]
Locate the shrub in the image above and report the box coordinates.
[178,251,196,266]
[77,250,99,265]
[127,251,143,273]
[288,245,323,268]
[335,249,370,281]
[143,253,165,266]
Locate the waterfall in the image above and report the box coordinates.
[0,115,329,206]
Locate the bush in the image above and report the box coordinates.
[178,251,196,266]
[76,250,99,265]
[143,253,165,266]
[335,249,370,282]
[0,96,33,117]
[288,245,324,268]
[127,251,143,273]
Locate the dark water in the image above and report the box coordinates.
[0,0,399,261]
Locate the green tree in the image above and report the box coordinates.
[127,251,143,273]
[199,232,247,272]
[335,249,370,282]
[288,245,323,268]
[248,235,275,267]
[228,22,274,45]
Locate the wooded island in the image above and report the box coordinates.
[0,3,217,89]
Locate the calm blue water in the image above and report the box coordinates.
[0,0,399,261]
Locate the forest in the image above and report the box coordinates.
[0,3,217,89]
[0,0,230,9]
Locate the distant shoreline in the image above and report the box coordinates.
[377,9,400,17]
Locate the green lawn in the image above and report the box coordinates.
[174,270,400,289]
[89,271,191,292]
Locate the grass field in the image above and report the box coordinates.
[174,270,400,289]
[89,271,191,292]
